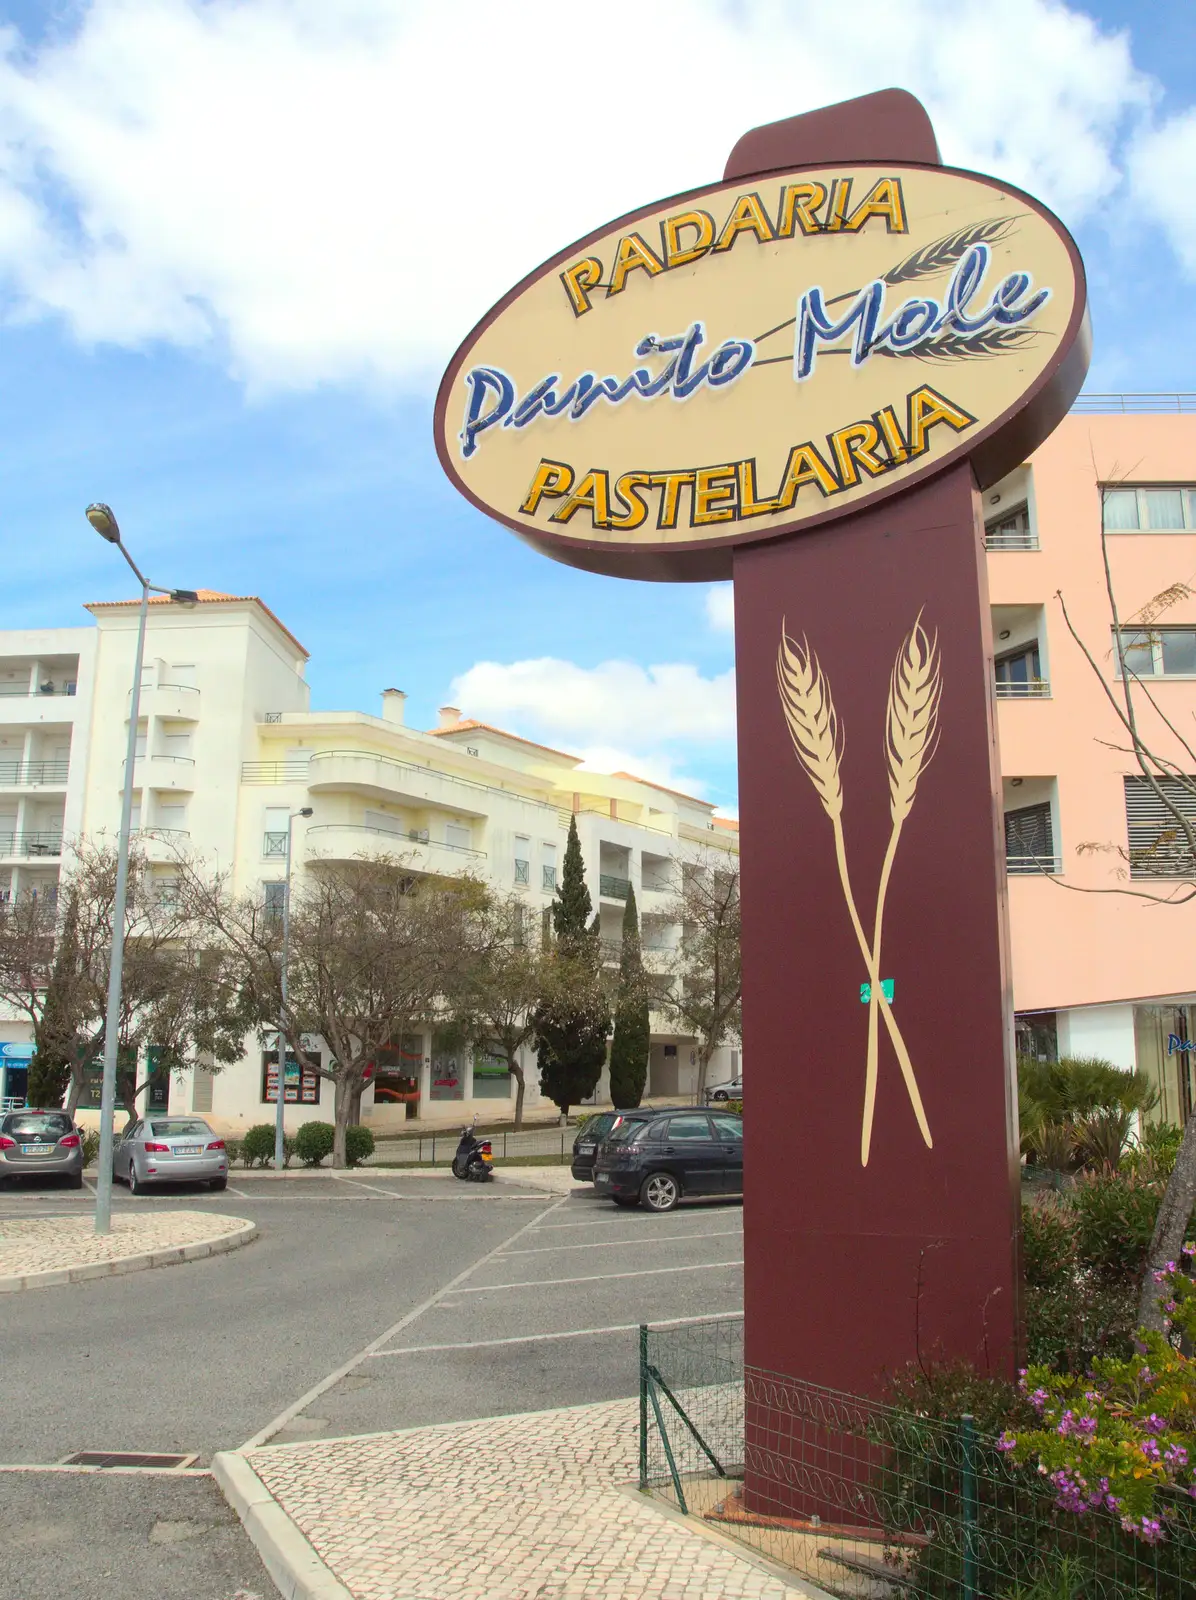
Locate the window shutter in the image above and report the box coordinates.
[1124,777,1196,878]
[1004,803,1054,872]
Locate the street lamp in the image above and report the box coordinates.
[86,503,198,1236]
[275,806,313,1170]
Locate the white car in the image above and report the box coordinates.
[113,1116,229,1194]
[704,1078,743,1103]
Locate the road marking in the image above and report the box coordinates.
[328,1173,405,1199]
[82,1177,97,1196]
[237,1193,568,1451]
[529,1210,742,1232]
[368,1308,744,1358]
[499,1228,743,1256]
[458,1258,744,1293]
[225,1183,251,1198]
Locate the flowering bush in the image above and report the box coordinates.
[1002,1250,1196,1542]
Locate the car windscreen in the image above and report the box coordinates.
[3,1113,72,1138]
[147,1119,211,1138]
[582,1115,615,1140]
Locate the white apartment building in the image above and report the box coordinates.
[0,591,740,1129]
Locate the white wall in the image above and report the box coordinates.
[1056,1004,1137,1069]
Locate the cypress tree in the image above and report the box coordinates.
[608,885,649,1108]
[535,816,610,1116]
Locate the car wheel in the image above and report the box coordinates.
[641,1172,680,1213]
[713,1090,728,1102]
[128,1163,144,1197]
[209,1178,228,1192]
[66,1173,84,1190]
[613,1195,639,1208]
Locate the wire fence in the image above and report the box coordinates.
[639,1315,1196,1598]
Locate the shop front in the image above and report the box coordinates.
[0,1041,33,1109]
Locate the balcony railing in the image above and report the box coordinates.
[514,859,530,884]
[241,749,563,820]
[985,528,1039,551]
[304,823,486,860]
[1006,854,1061,875]
[1070,393,1196,414]
[263,831,288,858]
[0,685,77,698]
[0,760,70,786]
[600,873,632,899]
[995,679,1050,699]
[0,831,62,858]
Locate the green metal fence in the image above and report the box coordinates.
[638,1315,1196,1598]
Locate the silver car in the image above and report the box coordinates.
[114,1116,228,1194]
[704,1078,744,1104]
[0,1109,85,1187]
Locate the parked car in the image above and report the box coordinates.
[593,1108,743,1212]
[570,1106,688,1181]
[704,1078,743,1104]
[113,1116,228,1194]
[0,1109,84,1188]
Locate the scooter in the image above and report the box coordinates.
[451,1121,494,1182]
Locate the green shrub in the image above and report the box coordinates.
[574,1112,595,1130]
[80,1127,101,1167]
[345,1125,374,1168]
[1069,1169,1160,1286]
[240,1123,278,1168]
[223,1136,241,1166]
[725,1098,743,1116]
[294,1120,335,1166]
[1021,1198,1075,1291]
[1124,1119,1184,1182]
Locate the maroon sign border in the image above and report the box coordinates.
[432,160,1090,583]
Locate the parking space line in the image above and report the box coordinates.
[530,1210,742,1232]
[81,1177,96,1196]
[500,1228,743,1256]
[238,1192,568,1451]
[458,1258,744,1293]
[225,1183,250,1198]
[368,1308,743,1358]
[328,1173,401,1198]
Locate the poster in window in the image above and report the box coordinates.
[429,1047,464,1101]
[474,1043,512,1100]
[261,1051,321,1105]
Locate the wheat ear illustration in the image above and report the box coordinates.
[859,619,940,1163]
[777,628,921,1160]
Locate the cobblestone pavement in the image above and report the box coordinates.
[246,1397,810,1599]
[0,1209,254,1286]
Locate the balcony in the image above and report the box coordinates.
[134,827,190,864]
[1006,853,1061,876]
[994,678,1050,699]
[0,687,79,725]
[0,831,63,860]
[129,754,195,791]
[130,683,200,722]
[0,759,69,789]
[304,822,486,872]
[599,873,631,900]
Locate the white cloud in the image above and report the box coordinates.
[0,0,1156,390]
[1128,110,1196,274]
[705,585,734,635]
[450,657,735,748]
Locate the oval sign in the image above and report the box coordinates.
[434,161,1088,580]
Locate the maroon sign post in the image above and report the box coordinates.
[435,88,1090,1515]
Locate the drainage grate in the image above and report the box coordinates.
[59,1450,197,1469]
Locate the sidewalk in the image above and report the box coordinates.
[0,1210,256,1291]
[217,1397,824,1600]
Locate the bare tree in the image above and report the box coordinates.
[0,839,246,1119]
[452,892,546,1129]
[180,852,489,1167]
[660,850,742,1100]
[1054,471,1196,1331]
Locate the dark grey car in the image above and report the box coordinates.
[0,1109,85,1187]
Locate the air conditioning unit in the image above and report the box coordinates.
[410,828,430,843]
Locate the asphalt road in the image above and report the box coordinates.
[0,1168,744,1598]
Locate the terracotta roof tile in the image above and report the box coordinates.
[428,720,580,763]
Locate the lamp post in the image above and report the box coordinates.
[275,806,313,1170]
[85,503,199,1236]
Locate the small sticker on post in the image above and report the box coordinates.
[859,979,895,1003]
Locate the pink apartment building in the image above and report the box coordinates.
[990,399,1196,1125]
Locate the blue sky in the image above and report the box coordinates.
[0,1,1192,815]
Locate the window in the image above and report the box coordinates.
[169,663,197,688]
[263,806,289,858]
[1102,486,1196,532]
[1124,776,1196,878]
[709,1114,743,1140]
[994,642,1046,697]
[1004,803,1056,873]
[514,834,531,884]
[665,1114,714,1141]
[161,732,193,760]
[154,878,180,906]
[147,1118,211,1138]
[263,881,286,925]
[261,1050,321,1105]
[191,1065,214,1114]
[445,823,471,851]
[1115,627,1196,678]
[542,863,556,890]
[984,502,1036,550]
[157,802,187,837]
